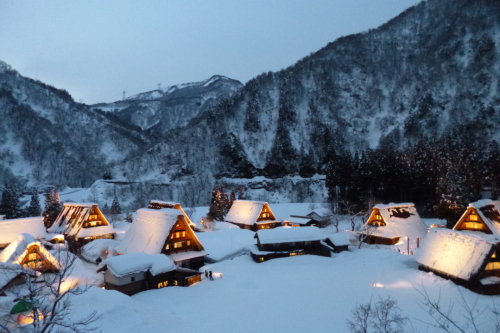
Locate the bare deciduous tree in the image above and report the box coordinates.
[347,296,406,333]
[0,247,100,333]
[413,285,500,333]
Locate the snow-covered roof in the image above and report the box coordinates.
[0,233,61,270]
[415,228,495,282]
[256,227,324,245]
[99,253,175,277]
[81,238,121,262]
[48,203,111,237]
[368,203,428,240]
[148,200,195,226]
[225,200,268,225]
[0,262,23,290]
[168,251,208,262]
[0,216,46,245]
[76,225,115,238]
[327,233,351,247]
[115,208,181,255]
[460,199,500,235]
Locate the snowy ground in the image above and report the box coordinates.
[65,247,498,333]
[3,202,477,333]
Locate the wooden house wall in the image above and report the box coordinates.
[19,244,59,272]
[104,280,147,296]
[363,235,399,245]
[162,217,203,255]
[256,203,276,222]
[251,246,331,263]
[104,270,146,286]
[453,207,492,233]
[258,240,322,252]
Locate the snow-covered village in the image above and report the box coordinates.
[1,0,500,332]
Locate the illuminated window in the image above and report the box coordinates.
[259,257,264,262]
[174,242,182,248]
[468,214,478,221]
[290,252,297,256]
[187,240,191,246]
[28,253,38,261]
[493,252,497,259]
[182,231,186,238]
[486,262,500,270]
[166,244,170,250]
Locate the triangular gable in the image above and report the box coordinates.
[225,200,276,226]
[148,200,195,226]
[163,215,204,254]
[453,200,500,235]
[0,234,60,271]
[416,229,496,283]
[365,203,427,240]
[48,203,111,237]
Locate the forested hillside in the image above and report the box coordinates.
[0,61,151,187]
[116,0,500,214]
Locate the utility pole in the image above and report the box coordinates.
[123,91,126,100]
[158,83,161,90]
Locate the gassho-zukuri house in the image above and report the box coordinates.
[48,203,114,252]
[0,217,47,249]
[415,228,500,295]
[115,208,207,270]
[452,199,500,235]
[97,252,201,296]
[225,200,283,231]
[249,226,330,263]
[0,233,60,272]
[363,203,428,245]
[148,200,196,228]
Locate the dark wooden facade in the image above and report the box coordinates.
[252,237,330,263]
[161,217,206,270]
[104,268,202,296]
[363,235,399,245]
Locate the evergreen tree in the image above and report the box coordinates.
[44,187,62,227]
[26,187,41,217]
[0,185,21,219]
[110,193,122,223]
[207,185,227,221]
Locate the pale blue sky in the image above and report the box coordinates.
[0,0,418,104]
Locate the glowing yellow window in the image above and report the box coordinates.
[259,257,264,262]
[486,262,500,270]
[166,244,170,250]
[469,214,478,221]
[28,253,38,261]
[174,242,182,248]
[182,231,186,238]
[186,240,191,246]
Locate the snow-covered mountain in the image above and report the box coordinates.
[0,61,151,187]
[116,0,500,182]
[92,75,242,135]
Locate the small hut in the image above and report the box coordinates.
[415,228,500,295]
[363,203,427,245]
[48,203,114,252]
[225,200,281,231]
[250,226,330,262]
[148,200,196,227]
[115,208,207,269]
[0,217,47,249]
[97,252,201,296]
[0,234,60,272]
[453,199,500,235]
[324,233,351,253]
[288,212,332,227]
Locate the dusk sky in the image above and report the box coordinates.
[0,0,418,104]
